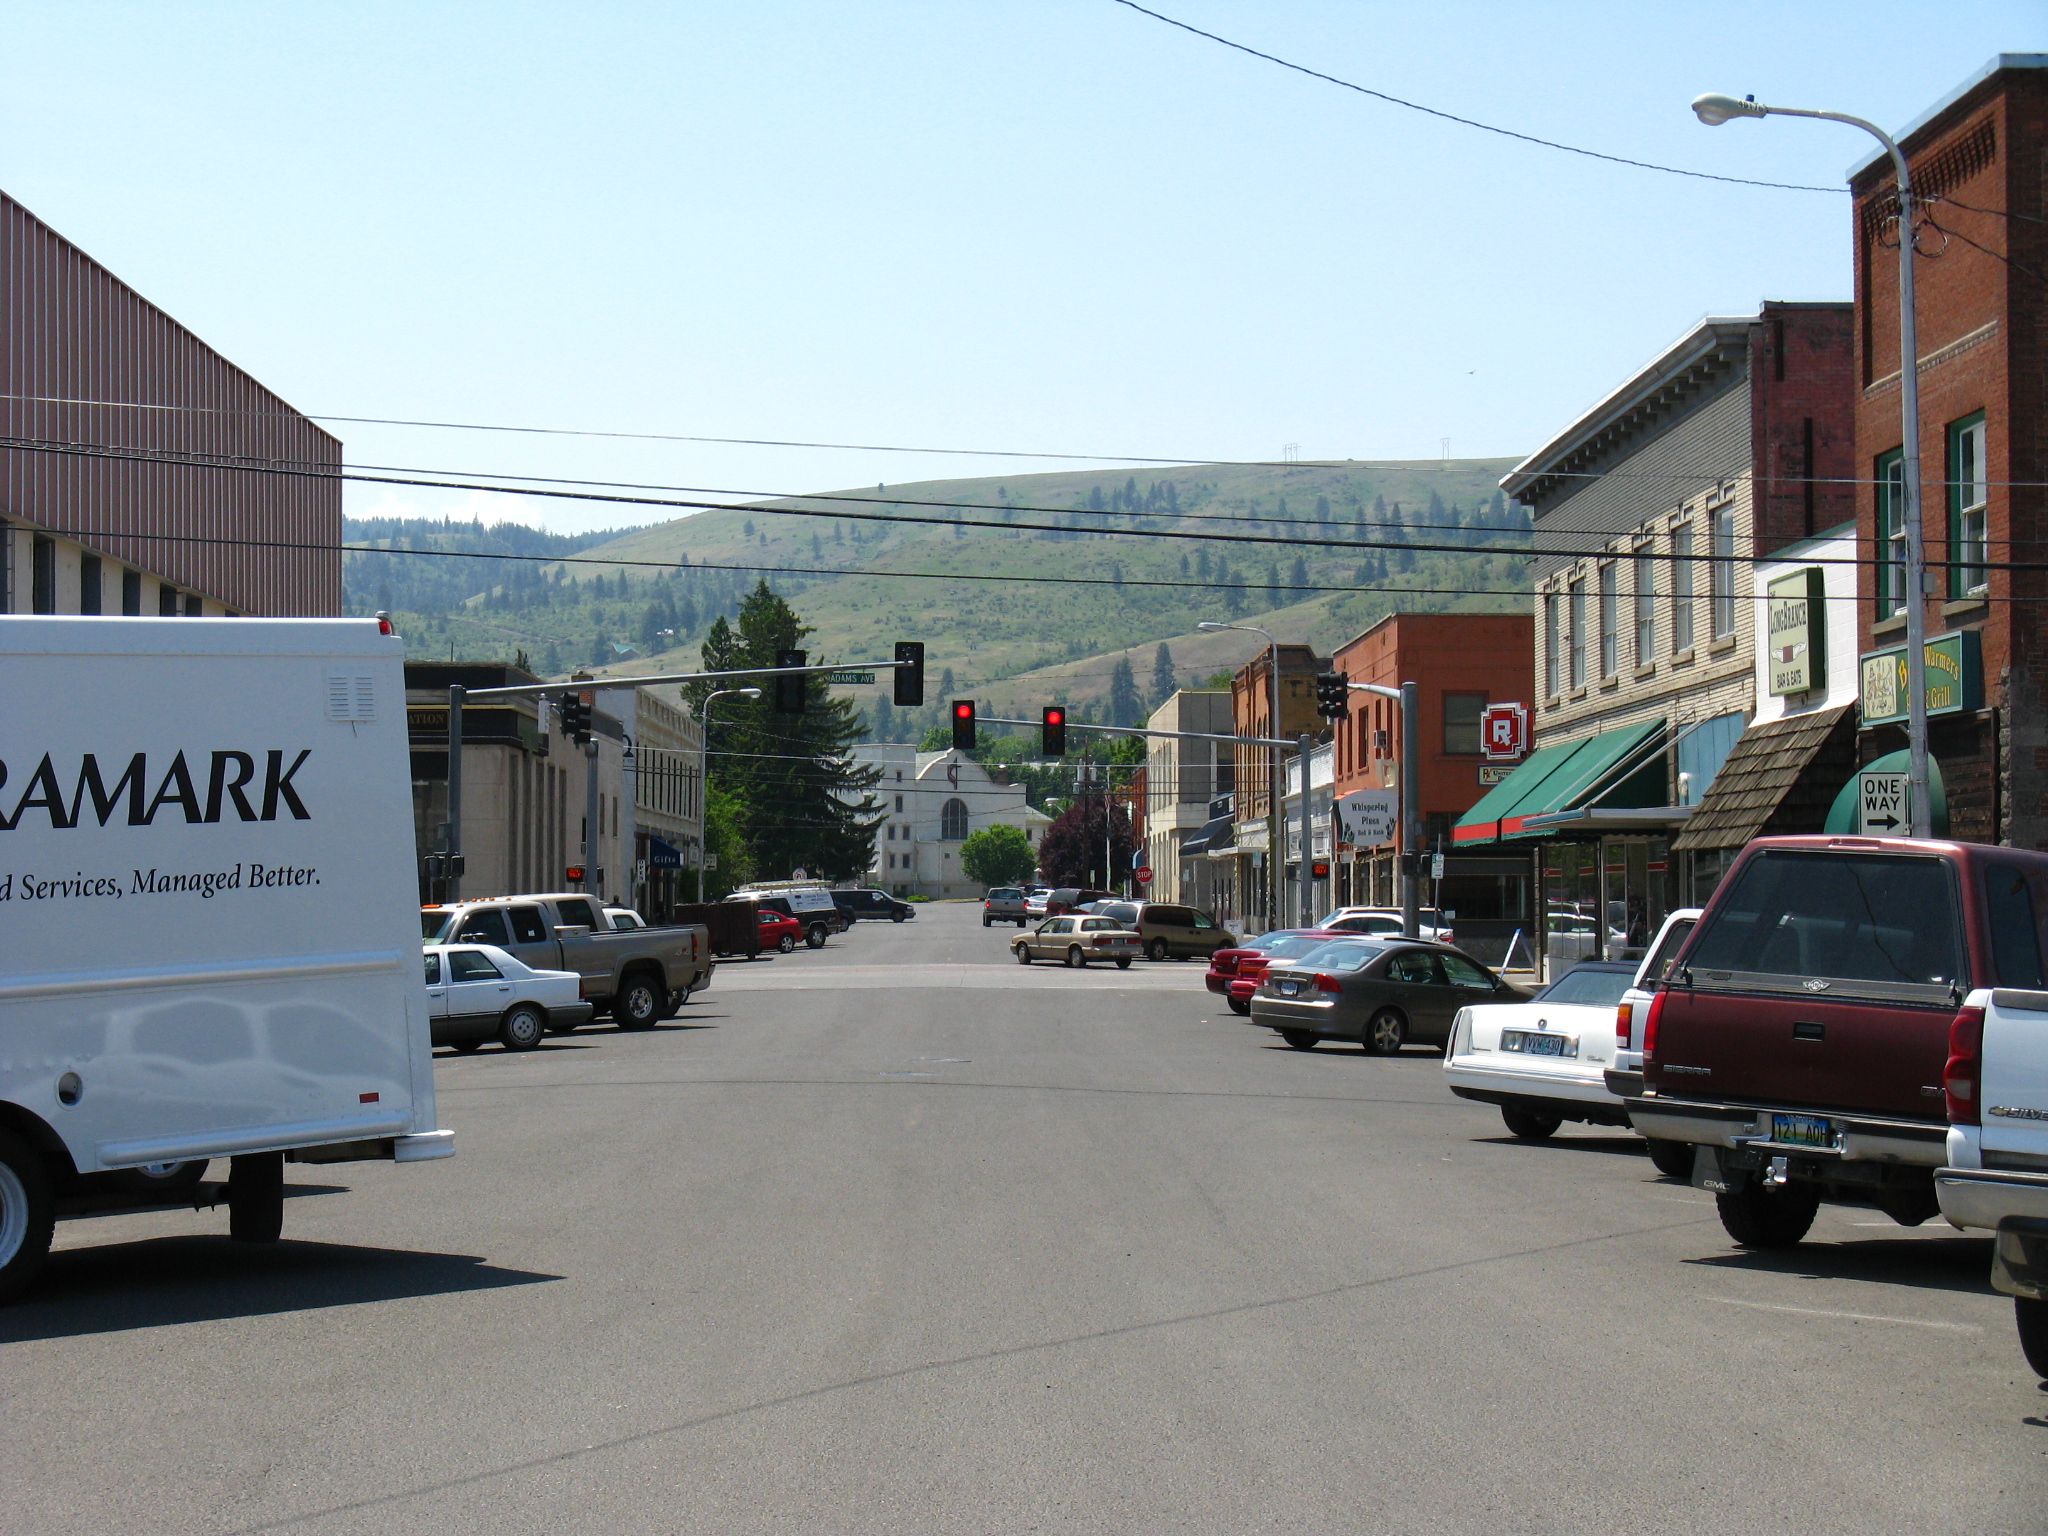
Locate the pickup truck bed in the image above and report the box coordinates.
[424,894,712,1027]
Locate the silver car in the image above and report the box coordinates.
[1249,938,1528,1054]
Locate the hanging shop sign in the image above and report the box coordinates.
[1766,567,1826,697]
[1858,629,1983,726]
[1480,703,1529,761]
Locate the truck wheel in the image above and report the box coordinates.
[982,916,991,927]
[1501,1105,1563,1140]
[228,1152,285,1244]
[614,977,664,1032]
[2016,1298,2048,1380]
[806,925,827,949]
[1715,1180,1820,1249]
[1644,1139,1694,1179]
[1280,1030,1319,1051]
[1365,1009,1406,1056]
[498,1004,548,1050]
[1228,996,1251,1016]
[0,1127,55,1305]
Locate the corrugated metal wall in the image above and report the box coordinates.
[1,191,340,615]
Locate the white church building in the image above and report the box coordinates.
[851,744,1052,899]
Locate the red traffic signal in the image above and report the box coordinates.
[1042,705,1066,757]
[951,699,976,751]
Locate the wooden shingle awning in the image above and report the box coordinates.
[1670,705,1856,852]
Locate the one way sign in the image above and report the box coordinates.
[1856,769,1910,835]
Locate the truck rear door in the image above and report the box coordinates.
[1656,848,1964,1118]
[1978,861,2048,1168]
[547,895,614,989]
[502,903,562,972]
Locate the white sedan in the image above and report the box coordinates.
[423,943,594,1053]
[1316,907,1456,944]
[1442,961,1638,1140]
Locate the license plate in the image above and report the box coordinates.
[1771,1112,1835,1149]
[1279,979,1300,997]
[1502,1030,1575,1058]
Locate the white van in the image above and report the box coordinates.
[0,616,451,1303]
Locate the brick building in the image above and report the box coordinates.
[1330,611,1534,964]
[1226,642,1329,932]
[1848,55,2047,847]
[1461,303,1855,965]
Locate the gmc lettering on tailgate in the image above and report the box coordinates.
[0,751,313,829]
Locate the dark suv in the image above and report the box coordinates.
[831,888,915,924]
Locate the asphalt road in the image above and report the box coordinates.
[4,902,2043,1533]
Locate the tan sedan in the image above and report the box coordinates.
[1012,915,1142,969]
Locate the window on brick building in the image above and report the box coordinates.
[1670,526,1695,651]
[1567,577,1586,689]
[1876,449,1907,619]
[1633,549,1655,668]
[1950,414,1988,598]
[1543,590,1560,697]
[1443,693,1485,755]
[1709,501,1736,639]
[1598,562,1618,678]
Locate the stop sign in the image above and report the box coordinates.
[1134,866,1154,884]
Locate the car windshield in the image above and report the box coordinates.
[1261,933,1337,959]
[1288,940,1386,973]
[1539,967,1634,1006]
[421,911,451,941]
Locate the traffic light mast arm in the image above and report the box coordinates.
[462,659,918,701]
[1347,682,1401,703]
[974,714,1295,750]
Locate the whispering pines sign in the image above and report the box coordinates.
[0,750,313,830]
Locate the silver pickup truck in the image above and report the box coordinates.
[422,893,712,1029]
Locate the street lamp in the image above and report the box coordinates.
[1199,619,1288,928]
[1693,91,1931,837]
[691,687,761,895]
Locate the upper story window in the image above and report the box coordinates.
[1670,525,1696,652]
[1567,577,1587,690]
[1632,548,1655,668]
[1443,693,1485,755]
[1543,590,1560,698]
[1597,563,1618,678]
[940,798,969,841]
[1875,449,1907,620]
[1708,500,1736,639]
[1950,413,1988,598]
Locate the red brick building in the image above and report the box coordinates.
[1852,56,2046,846]
[1331,611,1533,959]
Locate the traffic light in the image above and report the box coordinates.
[951,699,976,751]
[556,693,594,745]
[1042,705,1066,757]
[1315,672,1350,720]
[893,641,925,707]
[774,649,808,715]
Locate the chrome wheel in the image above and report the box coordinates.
[1366,1009,1406,1055]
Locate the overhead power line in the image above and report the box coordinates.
[1108,0,1844,195]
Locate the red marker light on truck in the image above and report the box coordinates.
[1641,990,1667,1059]
[1944,1005,1984,1126]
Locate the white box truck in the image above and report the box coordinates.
[0,615,451,1303]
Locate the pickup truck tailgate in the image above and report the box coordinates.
[1982,989,2048,1166]
[1651,983,1951,1119]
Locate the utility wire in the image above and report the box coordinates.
[1108,0,1843,195]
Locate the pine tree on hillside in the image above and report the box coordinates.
[1108,656,1143,728]
[1291,556,1309,592]
[1151,643,1177,707]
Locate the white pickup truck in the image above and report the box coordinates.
[1935,981,2048,1380]
[421,894,712,1028]
[0,615,452,1304]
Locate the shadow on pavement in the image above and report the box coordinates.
[1684,1234,1996,1296]
[1471,1134,1649,1158]
[2,1237,561,1341]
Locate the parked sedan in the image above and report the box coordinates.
[757,908,806,952]
[1249,938,1526,1053]
[424,943,593,1053]
[1316,907,1456,944]
[1441,961,1642,1142]
[1012,915,1142,969]
[1206,929,1343,1015]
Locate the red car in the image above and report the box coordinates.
[757,908,805,953]
[1206,929,1347,1015]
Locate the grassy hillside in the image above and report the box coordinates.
[345,458,1531,728]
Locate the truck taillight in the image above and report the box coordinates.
[1616,1001,1634,1049]
[1642,990,1668,1059]
[1945,1005,1984,1126]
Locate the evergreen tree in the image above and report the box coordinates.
[1108,656,1143,727]
[1151,643,1177,707]
[1291,556,1309,592]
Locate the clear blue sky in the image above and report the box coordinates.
[1,2,2037,531]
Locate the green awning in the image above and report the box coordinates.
[1453,719,1666,846]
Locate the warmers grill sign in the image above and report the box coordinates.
[0,750,313,831]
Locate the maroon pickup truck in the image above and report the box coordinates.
[1627,835,2048,1250]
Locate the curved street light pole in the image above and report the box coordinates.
[692,687,761,897]
[1200,620,1285,927]
[1693,92,1930,837]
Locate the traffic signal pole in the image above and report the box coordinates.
[1298,731,1314,930]
[446,684,464,901]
